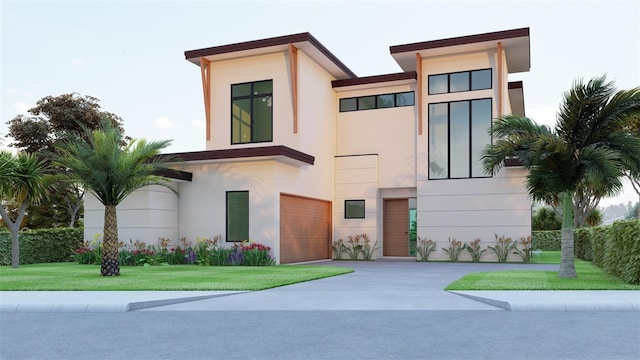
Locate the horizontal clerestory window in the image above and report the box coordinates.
[339,91,414,112]
[428,69,492,95]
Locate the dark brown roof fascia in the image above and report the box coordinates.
[159,145,315,165]
[390,28,530,54]
[154,168,193,182]
[504,157,523,167]
[332,71,417,88]
[508,81,523,89]
[185,32,356,78]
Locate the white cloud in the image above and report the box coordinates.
[154,116,173,129]
[7,88,18,95]
[71,57,85,65]
[191,118,206,130]
[15,102,32,114]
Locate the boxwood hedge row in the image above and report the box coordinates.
[0,228,83,265]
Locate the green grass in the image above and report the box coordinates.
[446,251,640,290]
[0,263,354,291]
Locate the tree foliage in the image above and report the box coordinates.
[532,207,561,231]
[482,76,640,278]
[54,120,175,276]
[0,151,51,268]
[4,93,123,228]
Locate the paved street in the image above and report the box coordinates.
[1,311,639,359]
[1,260,639,359]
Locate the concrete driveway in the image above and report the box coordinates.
[142,260,560,311]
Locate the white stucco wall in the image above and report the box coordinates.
[334,155,379,256]
[206,52,292,151]
[336,84,416,189]
[416,49,531,261]
[83,184,179,246]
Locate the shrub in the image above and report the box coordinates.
[512,236,533,263]
[415,238,436,262]
[532,231,561,251]
[74,241,97,264]
[344,235,364,260]
[464,238,486,263]
[442,238,463,262]
[332,239,346,260]
[241,242,275,266]
[532,207,561,230]
[574,228,593,261]
[361,234,379,261]
[487,234,517,262]
[0,228,83,265]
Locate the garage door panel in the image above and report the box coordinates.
[280,195,331,264]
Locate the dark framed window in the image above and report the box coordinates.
[428,69,492,94]
[226,191,249,242]
[231,80,273,144]
[339,91,415,112]
[345,200,365,219]
[428,98,492,179]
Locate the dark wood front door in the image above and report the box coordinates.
[383,199,409,256]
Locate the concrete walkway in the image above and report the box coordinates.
[1,260,638,313]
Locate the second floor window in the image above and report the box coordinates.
[231,80,273,144]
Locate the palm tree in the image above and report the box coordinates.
[0,151,51,268]
[55,120,175,276]
[482,76,640,278]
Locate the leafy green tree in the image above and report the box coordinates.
[585,208,603,227]
[54,120,175,276]
[483,76,640,278]
[532,207,561,231]
[626,202,640,220]
[0,151,51,268]
[5,93,124,228]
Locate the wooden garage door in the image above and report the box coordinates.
[383,199,409,256]
[280,194,331,264]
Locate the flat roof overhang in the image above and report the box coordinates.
[158,145,315,167]
[185,32,356,80]
[390,28,530,74]
[332,71,416,92]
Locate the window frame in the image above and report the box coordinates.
[427,69,492,95]
[344,199,366,219]
[427,98,493,180]
[226,191,249,242]
[339,91,415,112]
[230,79,273,145]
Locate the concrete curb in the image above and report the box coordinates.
[0,292,245,313]
[450,290,640,312]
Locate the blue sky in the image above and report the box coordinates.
[1,0,638,205]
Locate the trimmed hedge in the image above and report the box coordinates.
[0,228,83,266]
[574,220,640,284]
[532,231,561,250]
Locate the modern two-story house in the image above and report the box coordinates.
[84,28,532,263]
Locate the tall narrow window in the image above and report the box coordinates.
[226,191,249,242]
[231,80,273,144]
[428,99,492,179]
[428,103,449,179]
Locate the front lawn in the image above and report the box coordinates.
[446,251,640,290]
[0,263,353,291]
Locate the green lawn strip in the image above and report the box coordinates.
[0,263,354,291]
[447,253,640,290]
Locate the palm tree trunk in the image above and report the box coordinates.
[559,191,577,278]
[1,202,28,268]
[101,205,120,276]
